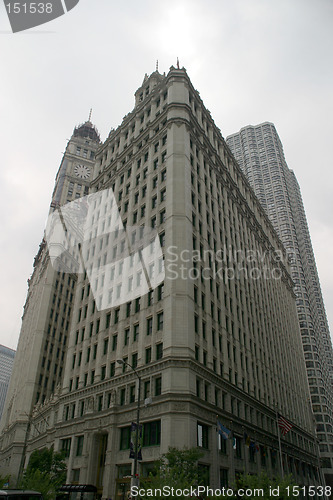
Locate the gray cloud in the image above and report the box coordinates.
[0,0,332,348]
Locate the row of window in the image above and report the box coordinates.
[120,420,161,450]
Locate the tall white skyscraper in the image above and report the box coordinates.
[227,122,333,486]
[0,345,15,421]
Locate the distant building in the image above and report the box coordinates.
[227,122,333,486]
[0,345,15,421]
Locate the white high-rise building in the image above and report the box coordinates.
[0,70,322,497]
[0,345,15,421]
[227,122,333,487]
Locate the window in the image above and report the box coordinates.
[219,434,227,454]
[197,423,209,449]
[110,361,115,377]
[143,420,161,446]
[120,388,126,405]
[105,313,111,328]
[147,317,153,335]
[148,290,154,306]
[235,436,242,459]
[124,328,130,346]
[155,376,162,396]
[120,427,131,450]
[112,334,118,351]
[144,380,150,398]
[61,438,72,457]
[156,343,163,360]
[133,323,139,341]
[114,308,120,324]
[76,435,84,456]
[145,347,152,364]
[130,385,136,404]
[157,312,164,330]
[160,210,166,223]
[159,232,165,247]
[103,338,109,355]
[101,365,106,380]
[132,352,138,369]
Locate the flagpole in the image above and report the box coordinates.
[216,416,220,489]
[276,410,284,479]
[230,421,235,486]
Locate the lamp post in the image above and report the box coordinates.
[117,359,141,489]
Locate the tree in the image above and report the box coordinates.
[227,472,296,499]
[19,447,67,500]
[19,470,55,500]
[140,447,207,499]
[0,474,10,488]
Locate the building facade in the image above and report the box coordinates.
[0,119,101,479]
[0,69,322,497]
[0,345,15,421]
[226,123,333,486]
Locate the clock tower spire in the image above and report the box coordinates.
[50,119,101,211]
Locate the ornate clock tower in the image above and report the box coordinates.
[50,117,101,210]
[0,118,101,482]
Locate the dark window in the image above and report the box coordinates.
[145,347,152,364]
[156,343,163,360]
[120,426,131,450]
[147,317,153,335]
[197,423,209,449]
[76,435,84,456]
[157,312,164,330]
[155,377,162,396]
[143,420,161,446]
[61,438,72,457]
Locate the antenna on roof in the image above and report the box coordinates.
[177,57,180,69]
[88,108,92,122]
[156,60,159,72]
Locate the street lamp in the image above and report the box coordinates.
[117,359,141,488]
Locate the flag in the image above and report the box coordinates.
[278,414,293,436]
[244,433,251,447]
[217,421,231,440]
[233,437,237,449]
[130,422,143,460]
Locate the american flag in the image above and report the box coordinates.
[278,414,293,436]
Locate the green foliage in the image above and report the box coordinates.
[0,474,10,488]
[234,472,296,499]
[19,470,55,500]
[141,455,296,500]
[140,447,205,499]
[210,472,296,499]
[19,447,67,500]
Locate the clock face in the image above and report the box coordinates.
[74,164,91,180]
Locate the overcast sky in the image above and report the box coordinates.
[1,0,332,350]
